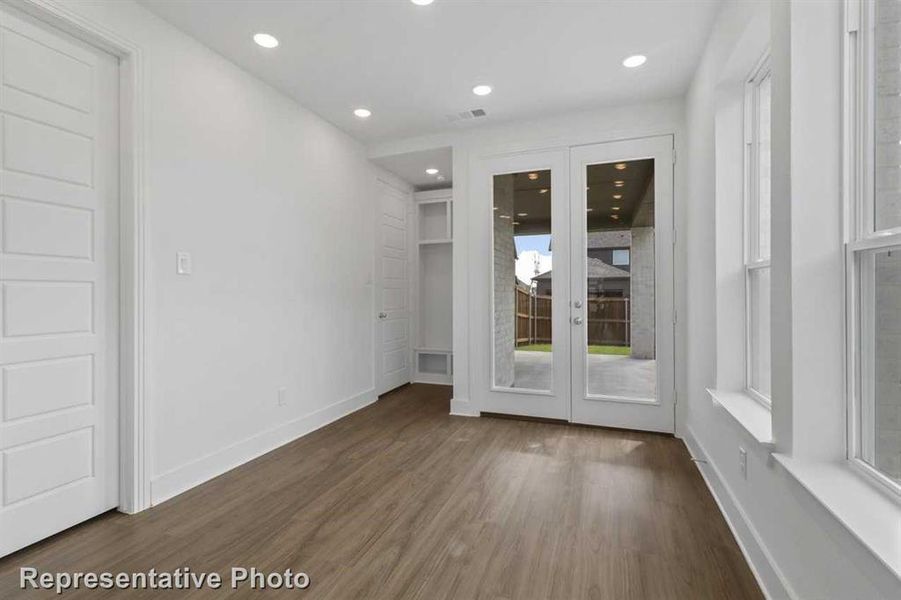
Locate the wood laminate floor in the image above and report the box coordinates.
[0,384,762,599]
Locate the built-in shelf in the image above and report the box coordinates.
[413,189,453,386]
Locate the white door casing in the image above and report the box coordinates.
[0,7,120,556]
[375,180,412,396]
[569,136,675,433]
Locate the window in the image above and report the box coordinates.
[612,249,630,266]
[744,56,772,406]
[847,0,901,491]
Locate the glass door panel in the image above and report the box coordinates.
[475,150,570,420]
[570,137,675,432]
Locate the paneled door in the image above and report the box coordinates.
[569,136,675,432]
[375,180,412,395]
[0,7,120,556]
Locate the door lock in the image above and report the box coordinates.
[573,300,583,308]
[378,312,388,319]
[572,316,583,325]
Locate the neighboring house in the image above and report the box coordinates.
[532,230,633,297]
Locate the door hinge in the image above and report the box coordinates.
[672,149,677,164]
[673,309,678,325]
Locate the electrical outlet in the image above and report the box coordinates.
[739,447,747,479]
[277,387,287,406]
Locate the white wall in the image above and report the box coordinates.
[53,0,387,505]
[683,1,901,598]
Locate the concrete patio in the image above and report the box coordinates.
[512,350,656,399]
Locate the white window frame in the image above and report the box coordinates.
[845,0,901,497]
[743,54,773,408]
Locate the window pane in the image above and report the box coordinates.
[494,170,552,391]
[585,159,656,401]
[862,249,901,483]
[756,73,772,258]
[875,0,901,231]
[749,267,771,399]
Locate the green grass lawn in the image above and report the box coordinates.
[517,343,630,356]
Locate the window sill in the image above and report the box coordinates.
[773,454,901,582]
[707,388,774,449]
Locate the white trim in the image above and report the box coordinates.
[683,427,796,600]
[707,388,775,448]
[449,398,478,417]
[150,388,377,506]
[15,0,150,513]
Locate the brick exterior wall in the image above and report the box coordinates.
[493,175,516,387]
[875,250,901,480]
[630,227,656,359]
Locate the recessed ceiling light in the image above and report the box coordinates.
[353,108,372,118]
[425,167,439,175]
[499,214,511,219]
[517,212,528,217]
[613,194,623,200]
[539,188,548,194]
[527,173,539,180]
[586,208,594,212]
[614,163,627,170]
[253,33,279,48]
[411,0,434,5]
[494,206,499,211]
[612,206,621,211]
[622,54,647,68]
[472,84,493,96]
[513,221,520,225]
[614,181,625,187]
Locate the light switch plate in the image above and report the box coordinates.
[176,251,192,275]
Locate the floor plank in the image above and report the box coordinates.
[0,384,762,599]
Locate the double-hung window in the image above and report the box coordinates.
[847,0,901,491]
[745,56,772,406]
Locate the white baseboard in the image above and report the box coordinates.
[682,426,795,600]
[150,388,377,506]
[449,397,478,417]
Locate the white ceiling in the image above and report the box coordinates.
[139,0,720,144]
[371,146,452,190]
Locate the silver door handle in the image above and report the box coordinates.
[572,316,583,325]
[378,312,388,319]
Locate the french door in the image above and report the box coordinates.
[475,136,674,433]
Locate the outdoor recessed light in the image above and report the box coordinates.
[499,214,511,219]
[425,168,439,175]
[253,33,279,48]
[539,188,548,194]
[612,206,621,210]
[353,108,372,118]
[517,212,528,217]
[513,221,520,225]
[613,194,623,200]
[622,54,647,68]
[411,0,434,5]
[614,181,625,187]
[472,84,493,96]
[614,163,627,170]
[527,173,539,180]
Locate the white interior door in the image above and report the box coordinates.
[473,149,571,420]
[375,180,411,395]
[0,7,120,555]
[569,136,675,432]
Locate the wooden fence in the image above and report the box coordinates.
[515,288,630,347]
